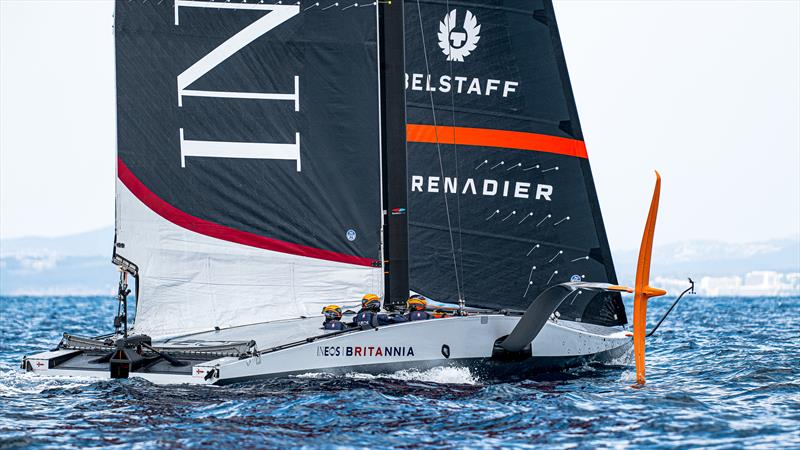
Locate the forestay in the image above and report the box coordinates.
[114,0,383,337]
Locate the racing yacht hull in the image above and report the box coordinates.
[23,314,632,385]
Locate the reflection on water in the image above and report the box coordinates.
[1,296,798,448]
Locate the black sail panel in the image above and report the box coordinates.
[404,0,627,326]
[114,0,384,336]
[116,1,381,262]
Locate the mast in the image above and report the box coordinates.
[378,0,410,310]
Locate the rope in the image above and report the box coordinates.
[413,0,462,303]
[444,0,465,306]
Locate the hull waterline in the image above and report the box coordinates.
[23,315,632,385]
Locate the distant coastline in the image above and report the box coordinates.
[2,227,798,297]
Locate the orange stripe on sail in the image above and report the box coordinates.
[406,124,588,159]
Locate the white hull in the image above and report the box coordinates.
[24,314,632,385]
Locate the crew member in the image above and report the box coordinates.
[352,294,407,327]
[405,295,432,321]
[322,304,347,331]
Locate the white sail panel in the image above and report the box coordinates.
[116,181,381,338]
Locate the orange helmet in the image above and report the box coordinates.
[407,295,427,311]
[322,304,342,320]
[361,293,381,311]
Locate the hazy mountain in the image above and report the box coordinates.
[1,227,798,295]
[613,236,800,282]
[0,227,117,295]
[0,227,112,257]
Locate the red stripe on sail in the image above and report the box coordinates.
[406,124,588,159]
[117,158,379,267]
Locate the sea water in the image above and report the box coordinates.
[0,296,798,449]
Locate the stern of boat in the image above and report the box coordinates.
[21,333,256,385]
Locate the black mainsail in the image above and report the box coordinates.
[404,0,627,326]
[114,0,385,336]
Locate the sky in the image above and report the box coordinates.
[1,0,798,251]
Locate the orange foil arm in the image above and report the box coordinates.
[633,171,667,385]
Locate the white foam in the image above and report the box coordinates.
[619,369,637,384]
[607,347,634,367]
[0,371,97,395]
[293,366,480,385]
[347,366,479,385]
[293,372,334,379]
[389,366,479,385]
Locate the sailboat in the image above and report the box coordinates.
[22,0,677,385]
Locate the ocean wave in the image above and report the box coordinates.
[1,296,799,449]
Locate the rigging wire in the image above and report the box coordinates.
[444,0,466,308]
[413,0,463,304]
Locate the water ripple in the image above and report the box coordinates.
[1,296,799,449]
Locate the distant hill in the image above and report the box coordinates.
[0,227,112,257]
[1,227,798,296]
[613,236,800,283]
[0,227,117,295]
